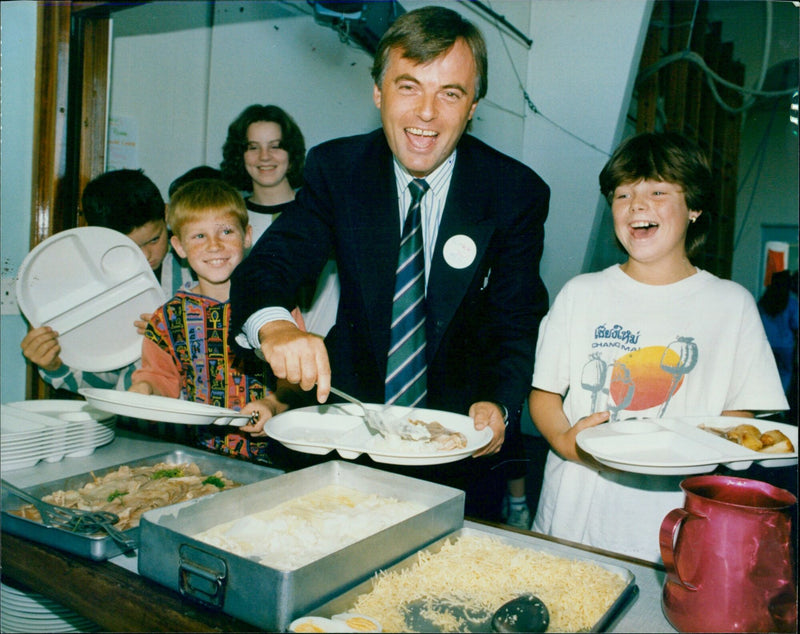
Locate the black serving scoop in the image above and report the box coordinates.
[491,594,550,633]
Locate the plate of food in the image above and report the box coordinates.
[79,388,252,426]
[576,416,797,475]
[264,404,492,466]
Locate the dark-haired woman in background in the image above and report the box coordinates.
[221,104,339,336]
[221,104,306,242]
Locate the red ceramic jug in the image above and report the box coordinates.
[660,475,797,633]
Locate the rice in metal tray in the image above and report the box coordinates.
[192,484,426,570]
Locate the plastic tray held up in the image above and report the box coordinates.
[16,227,166,372]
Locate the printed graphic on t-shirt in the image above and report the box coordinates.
[147,292,265,409]
[586,323,698,420]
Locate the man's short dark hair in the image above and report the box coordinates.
[371,5,488,102]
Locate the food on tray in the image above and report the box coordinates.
[9,461,239,531]
[363,419,469,454]
[347,534,628,633]
[193,485,424,571]
[726,424,764,450]
[759,429,795,453]
[699,423,795,453]
[408,420,467,450]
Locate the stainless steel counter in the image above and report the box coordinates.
[2,429,677,633]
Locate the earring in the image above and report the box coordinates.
[689,216,697,224]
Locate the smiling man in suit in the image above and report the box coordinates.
[230,5,549,519]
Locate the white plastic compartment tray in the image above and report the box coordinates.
[16,226,166,372]
[264,403,492,465]
[576,416,798,475]
[79,388,252,426]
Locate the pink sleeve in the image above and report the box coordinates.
[131,337,183,398]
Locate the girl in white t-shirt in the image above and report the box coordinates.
[529,132,787,562]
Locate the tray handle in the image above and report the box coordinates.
[178,544,228,609]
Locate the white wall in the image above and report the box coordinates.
[524,0,653,299]
[107,0,537,197]
[107,0,382,195]
[108,1,215,191]
[204,0,380,163]
[0,1,38,403]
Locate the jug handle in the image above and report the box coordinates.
[659,507,697,591]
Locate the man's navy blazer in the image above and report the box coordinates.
[230,129,550,422]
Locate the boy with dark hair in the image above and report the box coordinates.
[82,168,165,234]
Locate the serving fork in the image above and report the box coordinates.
[1,479,137,551]
[329,387,430,441]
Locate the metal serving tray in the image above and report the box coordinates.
[137,460,465,631]
[0,448,282,561]
[307,523,639,633]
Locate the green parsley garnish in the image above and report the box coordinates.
[107,490,128,502]
[151,467,184,480]
[202,475,226,489]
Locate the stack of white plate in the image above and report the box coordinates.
[0,582,100,633]
[1,400,115,473]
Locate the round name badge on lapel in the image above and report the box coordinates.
[443,234,477,270]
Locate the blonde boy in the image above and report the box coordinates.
[130,179,301,461]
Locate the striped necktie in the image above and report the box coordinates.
[385,178,429,407]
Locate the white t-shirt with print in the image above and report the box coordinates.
[531,265,788,562]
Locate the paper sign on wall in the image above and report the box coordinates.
[107,116,139,170]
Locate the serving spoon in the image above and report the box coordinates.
[491,594,550,633]
[401,593,548,632]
